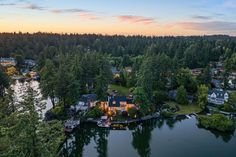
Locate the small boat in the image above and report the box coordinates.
[186,115,192,119]
[64,119,80,133]
[97,116,111,128]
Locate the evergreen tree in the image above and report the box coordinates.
[95,56,112,100]
[1,87,64,157]
[0,67,9,98]
[197,85,208,110]
[176,85,188,105]
[55,60,71,107]
[228,91,236,109]
[133,87,149,116]
[40,59,57,108]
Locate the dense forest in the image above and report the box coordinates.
[1,33,236,156]
[0,33,236,69]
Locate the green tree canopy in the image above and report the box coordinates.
[176,85,188,105]
[197,84,209,110]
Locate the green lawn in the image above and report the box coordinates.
[165,101,202,115]
[108,84,130,96]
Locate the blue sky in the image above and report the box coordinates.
[0,0,236,35]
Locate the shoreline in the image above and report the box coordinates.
[85,112,160,125]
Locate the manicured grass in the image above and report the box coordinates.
[108,84,130,96]
[165,101,202,115]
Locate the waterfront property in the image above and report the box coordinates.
[71,94,97,112]
[207,88,229,105]
[80,94,97,108]
[62,117,236,157]
[100,96,136,114]
[0,57,16,67]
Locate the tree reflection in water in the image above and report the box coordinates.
[197,125,235,143]
[61,116,235,157]
[62,123,109,157]
[132,120,157,157]
[94,128,109,157]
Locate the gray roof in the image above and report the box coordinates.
[0,57,16,62]
[208,89,228,99]
[108,96,133,107]
[80,94,97,103]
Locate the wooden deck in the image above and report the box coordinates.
[85,112,160,125]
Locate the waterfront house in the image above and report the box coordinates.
[81,94,97,107]
[101,96,136,114]
[207,89,229,105]
[70,94,97,112]
[0,57,16,67]
[71,101,88,112]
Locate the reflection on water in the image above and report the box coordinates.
[62,117,236,157]
[10,82,236,157]
[11,80,53,118]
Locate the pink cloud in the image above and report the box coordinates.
[21,3,45,10]
[78,12,99,20]
[116,15,156,25]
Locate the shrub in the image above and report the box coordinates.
[128,107,138,118]
[45,106,68,120]
[223,103,235,112]
[162,111,174,118]
[197,114,235,132]
[86,105,103,119]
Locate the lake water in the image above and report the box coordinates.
[11,81,236,157]
[11,80,53,119]
[63,116,236,157]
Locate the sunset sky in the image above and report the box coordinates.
[0,0,236,36]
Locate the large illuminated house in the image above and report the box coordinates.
[100,95,136,114]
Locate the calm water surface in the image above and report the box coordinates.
[63,117,236,157]
[12,81,236,157]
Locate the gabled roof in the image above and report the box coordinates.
[108,96,132,107]
[208,89,228,99]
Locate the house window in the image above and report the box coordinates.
[113,101,116,105]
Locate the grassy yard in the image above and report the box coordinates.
[165,101,202,115]
[108,84,130,96]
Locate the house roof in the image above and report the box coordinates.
[0,57,16,62]
[168,90,177,100]
[108,96,132,107]
[24,59,36,66]
[211,79,221,88]
[208,89,228,99]
[111,67,119,74]
[80,94,97,103]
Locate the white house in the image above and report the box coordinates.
[208,89,229,105]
